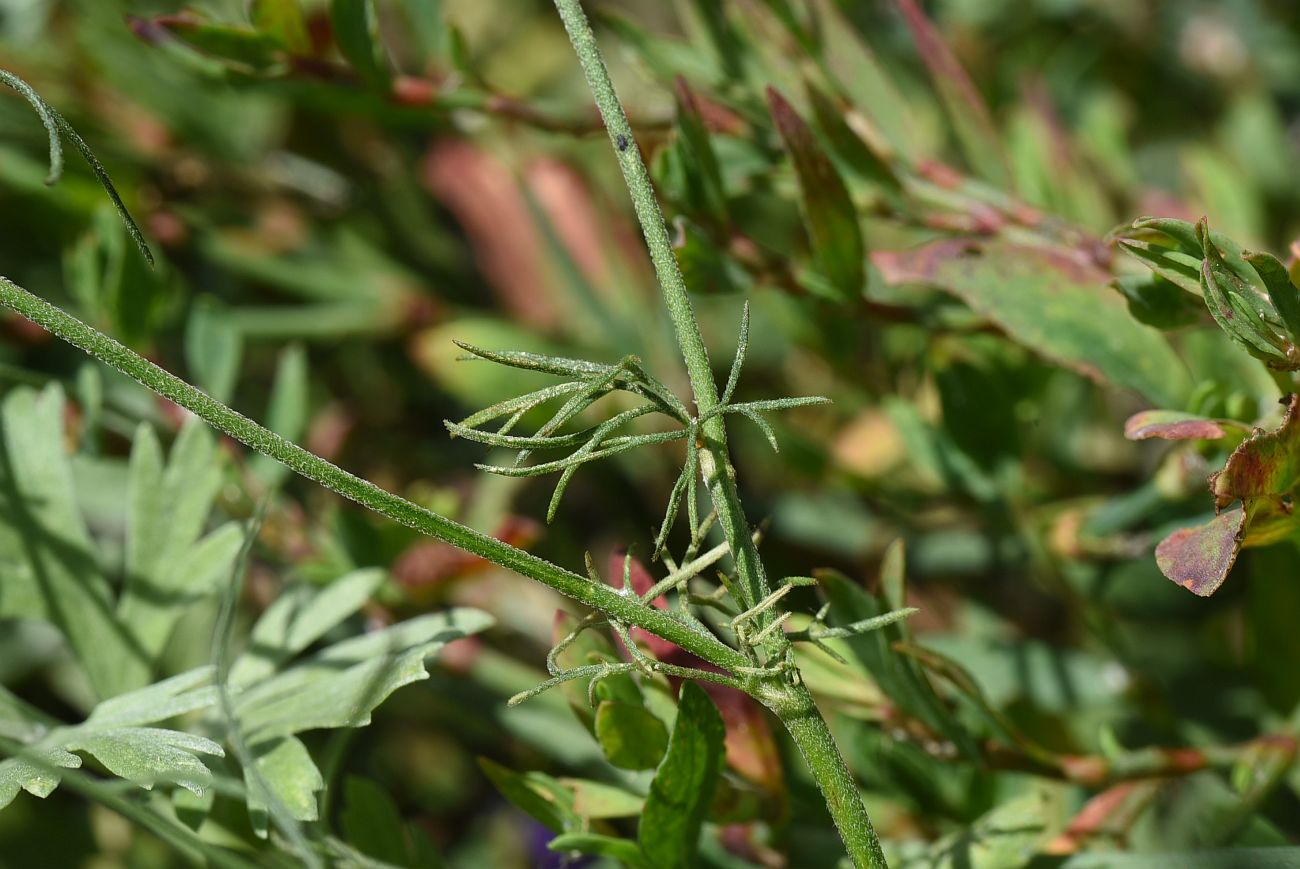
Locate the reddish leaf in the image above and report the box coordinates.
[767,86,864,302]
[1155,507,1249,597]
[1124,410,1243,441]
[894,0,1009,187]
[1212,394,1300,508]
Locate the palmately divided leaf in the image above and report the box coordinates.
[0,385,151,699]
[245,736,324,837]
[229,569,387,687]
[118,419,242,661]
[0,667,223,810]
[234,608,493,741]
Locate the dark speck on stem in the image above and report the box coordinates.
[616,133,629,151]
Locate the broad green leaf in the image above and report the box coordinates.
[235,608,493,741]
[550,832,649,867]
[1112,273,1204,330]
[811,0,915,151]
[330,0,390,91]
[594,701,669,770]
[564,778,645,819]
[672,217,748,295]
[767,85,864,302]
[64,728,223,793]
[806,82,901,194]
[0,385,150,699]
[894,0,1009,187]
[118,420,241,660]
[638,682,726,869]
[919,785,1067,869]
[875,239,1190,406]
[0,667,222,810]
[229,569,387,686]
[249,0,311,54]
[246,736,324,838]
[477,757,576,834]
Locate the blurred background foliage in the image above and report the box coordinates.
[5,0,1300,866]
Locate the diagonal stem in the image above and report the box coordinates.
[0,275,750,676]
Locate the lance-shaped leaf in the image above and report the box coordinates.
[671,76,728,227]
[806,81,901,194]
[150,12,285,70]
[894,0,1009,187]
[874,239,1189,406]
[595,700,669,770]
[1198,221,1294,367]
[330,0,390,91]
[638,682,726,869]
[1212,394,1300,509]
[767,85,864,303]
[1246,250,1300,345]
[0,668,223,810]
[1124,411,1246,442]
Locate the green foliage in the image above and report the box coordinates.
[8,0,1300,867]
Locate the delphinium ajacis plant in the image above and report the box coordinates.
[0,1,903,866]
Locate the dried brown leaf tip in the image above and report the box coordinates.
[1212,394,1300,508]
[1123,410,1245,442]
[1147,395,1300,595]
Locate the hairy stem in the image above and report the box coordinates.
[548,2,885,865]
[0,275,749,676]
[551,0,770,617]
[776,684,888,869]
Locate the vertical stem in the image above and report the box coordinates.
[549,3,888,866]
[551,0,769,614]
[778,684,889,869]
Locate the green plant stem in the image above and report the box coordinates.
[775,684,888,869]
[548,3,885,866]
[551,0,770,617]
[0,275,749,676]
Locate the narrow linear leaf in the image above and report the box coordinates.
[767,85,864,303]
[893,0,1009,187]
[330,0,391,90]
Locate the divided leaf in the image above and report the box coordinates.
[0,385,151,700]
[0,668,223,810]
